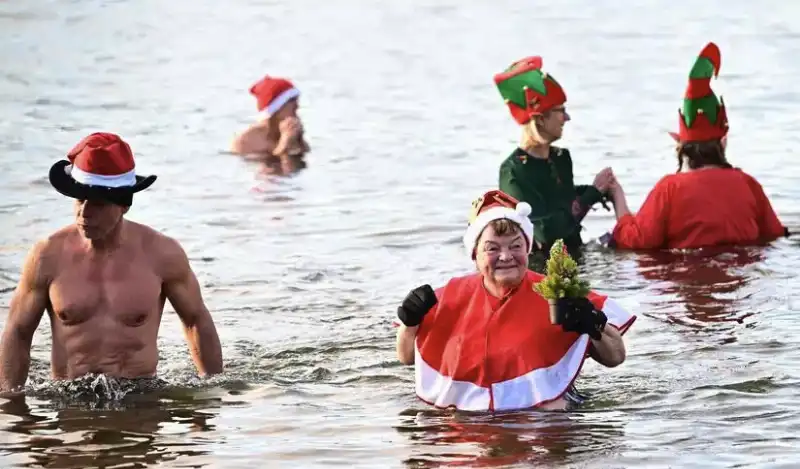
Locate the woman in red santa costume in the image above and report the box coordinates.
[230,75,310,174]
[394,190,636,412]
[608,42,789,250]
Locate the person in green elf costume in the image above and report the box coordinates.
[495,57,616,255]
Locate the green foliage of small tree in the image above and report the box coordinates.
[533,239,590,300]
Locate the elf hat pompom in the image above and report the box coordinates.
[49,132,156,207]
[250,75,300,117]
[463,190,534,258]
[493,56,567,125]
[669,42,729,144]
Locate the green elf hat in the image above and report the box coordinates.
[669,42,729,143]
[493,56,567,125]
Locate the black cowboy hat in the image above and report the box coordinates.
[49,132,157,206]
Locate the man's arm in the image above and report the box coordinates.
[0,241,50,393]
[161,238,223,377]
[588,326,626,368]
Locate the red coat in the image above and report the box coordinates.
[613,168,786,250]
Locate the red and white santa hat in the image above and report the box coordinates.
[250,75,300,118]
[463,190,534,258]
[49,132,156,204]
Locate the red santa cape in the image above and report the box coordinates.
[412,270,635,412]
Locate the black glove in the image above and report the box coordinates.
[397,284,438,327]
[557,297,607,340]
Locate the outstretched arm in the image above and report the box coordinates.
[611,179,670,250]
[161,238,223,377]
[0,241,50,393]
[574,184,606,220]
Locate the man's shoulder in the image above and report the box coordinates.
[22,226,78,283]
[128,221,185,257]
[127,221,191,280]
[34,225,78,256]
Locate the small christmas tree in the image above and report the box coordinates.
[533,239,590,323]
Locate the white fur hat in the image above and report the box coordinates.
[462,190,534,258]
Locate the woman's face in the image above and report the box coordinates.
[475,222,528,288]
[529,105,570,143]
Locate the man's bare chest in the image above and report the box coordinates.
[49,256,163,326]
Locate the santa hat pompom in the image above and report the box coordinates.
[516,202,532,218]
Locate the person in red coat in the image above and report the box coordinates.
[393,190,636,412]
[608,42,789,250]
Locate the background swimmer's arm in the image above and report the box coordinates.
[588,325,626,368]
[0,241,49,393]
[396,325,418,365]
[274,117,305,158]
[160,237,223,377]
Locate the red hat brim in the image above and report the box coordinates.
[49,160,157,206]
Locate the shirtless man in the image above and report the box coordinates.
[230,75,310,175]
[0,132,223,394]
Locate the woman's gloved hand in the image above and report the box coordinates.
[397,284,438,327]
[557,297,607,340]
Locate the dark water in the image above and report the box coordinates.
[1,0,799,467]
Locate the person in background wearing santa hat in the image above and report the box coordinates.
[230,75,310,175]
[495,57,616,257]
[393,190,636,412]
[608,42,789,250]
[0,133,223,395]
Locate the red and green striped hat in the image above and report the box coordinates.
[493,56,567,125]
[670,42,729,143]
